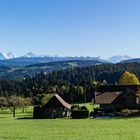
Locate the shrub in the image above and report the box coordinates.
[71,106,89,119]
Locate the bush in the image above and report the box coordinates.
[71,106,89,119]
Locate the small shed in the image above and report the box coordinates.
[33,94,72,119]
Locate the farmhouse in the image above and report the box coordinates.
[95,85,140,113]
[33,94,72,119]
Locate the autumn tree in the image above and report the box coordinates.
[118,71,140,85]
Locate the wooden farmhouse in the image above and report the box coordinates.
[33,94,72,119]
[95,85,140,112]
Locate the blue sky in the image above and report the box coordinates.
[0,0,140,58]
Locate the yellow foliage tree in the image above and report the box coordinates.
[118,71,140,85]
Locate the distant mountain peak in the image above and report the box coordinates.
[107,55,132,63]
[4,52,15,59]
[0,52,5,60]
[24,52,37,57]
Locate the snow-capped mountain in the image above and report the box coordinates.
[24,52,37,57]
[0,52,5,60]
[107,55,133,63]
[0,51,133,64]
[4,52,15,59]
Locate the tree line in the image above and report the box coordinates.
[1,62,140,103]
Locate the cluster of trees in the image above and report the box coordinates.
[1,62,140,103]
[0,96,32,117]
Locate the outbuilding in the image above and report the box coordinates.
[94,85,140,114]
[33,94,72,119]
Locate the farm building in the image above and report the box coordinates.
[95,85,140,112]
[33,94,72,119]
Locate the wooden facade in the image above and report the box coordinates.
[33,94,72,119]
[95,85,140,112]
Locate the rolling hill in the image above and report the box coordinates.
[121,58,140,63]
[0,60,105,80]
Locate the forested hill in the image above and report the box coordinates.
[121,58,140,63]
[33,62,140,85]
[1,62,140,103]
[2,59,140,81]
[0,60,105,80]
[19,62,140,102]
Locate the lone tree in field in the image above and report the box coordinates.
[118,71,140,85]
[7,96,23,117]
[7,96,32,117]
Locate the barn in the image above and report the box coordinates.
[95,91,140,111]
[95,85,140,113]
[33,94,72,119]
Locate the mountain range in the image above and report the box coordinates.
[0,52,134,64]
[0,52,140,80]
[107,55,132,63]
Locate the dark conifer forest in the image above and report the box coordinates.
[1,62,140,103]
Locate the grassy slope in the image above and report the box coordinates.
[0,108,140,140]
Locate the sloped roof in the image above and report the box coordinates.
[43,94,72,109]
[55,94,72,109]
[95,92,122,104]
[97,85,139,92]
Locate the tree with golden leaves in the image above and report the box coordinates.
[118,71,140,85]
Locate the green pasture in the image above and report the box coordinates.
[0,107,140,140]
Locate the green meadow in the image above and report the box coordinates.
[0,108,140,140]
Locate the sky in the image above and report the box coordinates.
[0,0,140,58]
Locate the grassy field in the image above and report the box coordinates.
[0,108,140,140]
